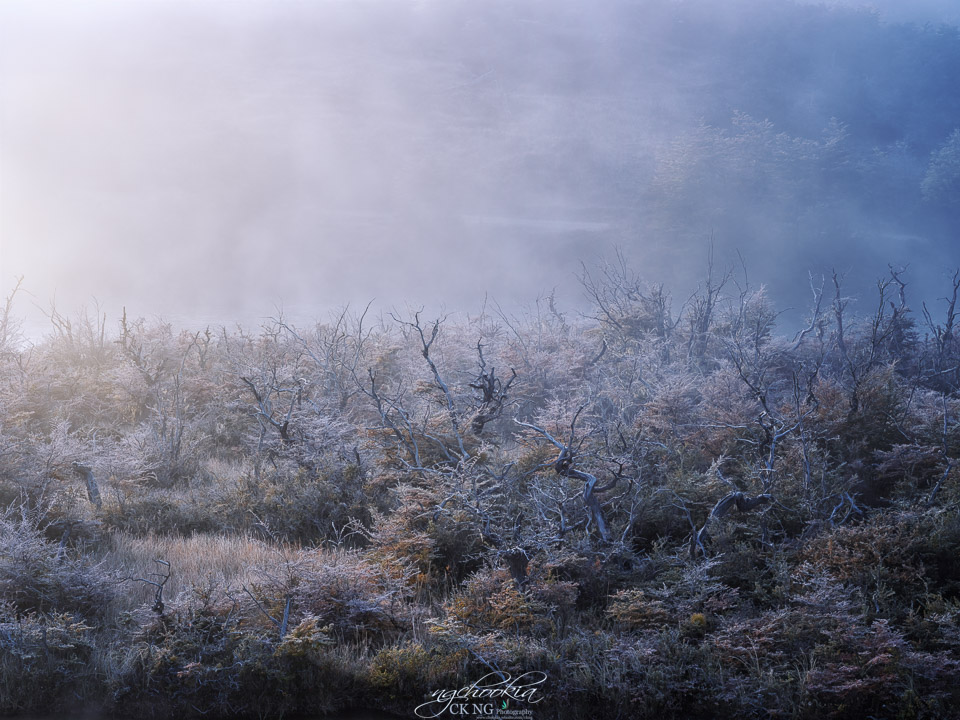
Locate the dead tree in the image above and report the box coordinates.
[502,546,530,589]
[578,249,678,353]
[278,303,373,412]
[685,244,731,366]
[360,367,424,470]
[921,269,960,392]
[122,558,171,616]
[71,462,102,510]
[358,316,478,474]
[0,276,23,354]
[393,312,469,464]
[118,308,168,387]
[516,408,617,543]
[468,340,517,435]
[926,392,956,507]
[244,586,293,638]
[394,312,476,470]
[240,375,300,449]
[832,267,913,415]
[789,273,827,353]
[692,491,773,557]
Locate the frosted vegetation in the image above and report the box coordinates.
[1,257,959,718]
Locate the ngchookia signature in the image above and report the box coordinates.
[414,671,547,718]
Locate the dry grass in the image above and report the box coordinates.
[100,531,286,612]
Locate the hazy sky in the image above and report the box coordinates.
[0,0,623,333]
[804,0,960,25]
[1,0,958,337]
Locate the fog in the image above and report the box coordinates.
[801,0,960,25]
[2,0,959,337]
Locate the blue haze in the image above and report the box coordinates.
[1,0,959,334]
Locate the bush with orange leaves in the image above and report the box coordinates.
[797,509,957,616]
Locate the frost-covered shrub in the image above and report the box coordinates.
[0,604,98,714]
[249,548,414,639]
[0,505,113,618]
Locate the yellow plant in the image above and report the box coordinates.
[606,589,671,630]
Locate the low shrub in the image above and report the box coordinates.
[0,604,100,714]
[116,608,354,719]
[0,504,113,619]
[249,547,415,640]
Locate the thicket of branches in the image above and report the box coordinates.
[1,258,960,718]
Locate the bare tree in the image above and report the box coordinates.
[277,303,374,413]
[926,392,957,507]
[831,267,914,415]
[240,375,300,448]
[921,269,960,392]
[0,277,24,355]
[692,490,773,557]
[468,340,517,435]
[395,312,470,464]
[71,462,102,510]
[516,407,620,544]
[578,248,677,351]
[684,244,731,366]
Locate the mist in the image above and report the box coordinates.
[2,0,959,336]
